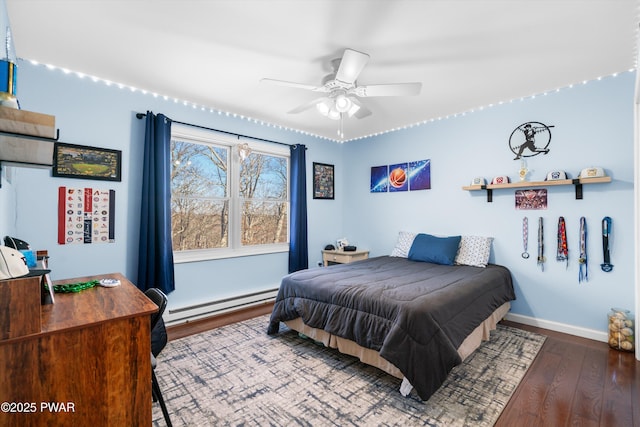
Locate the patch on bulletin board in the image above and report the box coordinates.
[58,187,115,244]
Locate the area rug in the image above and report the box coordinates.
[152,314,545,426]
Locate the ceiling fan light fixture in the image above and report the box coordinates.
[264,47,423,134]
[316,100,330,116]
[327,107,341,120]
[334,93,352,113]
[347,102,361,117]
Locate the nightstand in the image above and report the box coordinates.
[322,249,369,266]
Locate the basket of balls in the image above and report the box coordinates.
[608,308,634,352]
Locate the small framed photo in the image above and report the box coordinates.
[313,162,334,200]
[53,142,122,182]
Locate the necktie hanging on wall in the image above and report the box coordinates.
[537,217,545,271]
[556,216,568,268]
[578,217,588,283]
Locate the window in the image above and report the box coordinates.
[170,125,289,262]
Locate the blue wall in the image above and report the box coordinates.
[342,72,635,334]
[0,60,635,337]
[0,61,346,311]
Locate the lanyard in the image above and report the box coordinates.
[601,216,613,272]
[556,216,568,267]
[522,217,529,259]
[578,217,588,282]
[537,217,545,271]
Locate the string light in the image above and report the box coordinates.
[24,58,636,143]
[349,69,635,142]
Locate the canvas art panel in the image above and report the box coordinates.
[409,159,431,190]
[371,159,431,193]
[370,165,389,193]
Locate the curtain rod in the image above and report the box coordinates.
[135,112,295,148]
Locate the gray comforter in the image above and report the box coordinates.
[267,256,515,400]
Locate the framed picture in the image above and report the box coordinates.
[313,162,334,199]
[515,189,547,210]
[53,142,122,182]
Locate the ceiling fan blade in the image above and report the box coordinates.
[335,49,370,85]
[287,97,329,114]
[349,97,372,119]
[260,78,328,92]
[355,82,422,97]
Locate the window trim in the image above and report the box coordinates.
[170,124,290,263]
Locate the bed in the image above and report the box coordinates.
[267,233,516,401]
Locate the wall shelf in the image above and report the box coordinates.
[462,176,611,202]
[0,128,60,166]
[0,106,59,170]
[0,129,61,188]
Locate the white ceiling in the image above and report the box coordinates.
[5,0,639,142]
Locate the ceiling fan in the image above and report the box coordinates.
[261,48,422,137]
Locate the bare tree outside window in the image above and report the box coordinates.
[171,139,229,251]
[170,137,289,254]
[240,152,288,245]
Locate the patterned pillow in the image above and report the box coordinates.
[455,236,493,267]
[390,231,417,258]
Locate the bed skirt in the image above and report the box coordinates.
[284,301,511,394]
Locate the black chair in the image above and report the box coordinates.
[144,288,172,427]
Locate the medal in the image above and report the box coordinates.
[522,217,529,259]
[579,217,588,283]
[556,216,568,268]
[537,217,545,271]
[601,216,613,272]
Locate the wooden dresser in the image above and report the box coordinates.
[0,273,157,426]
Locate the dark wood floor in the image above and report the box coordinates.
[496,320,640,427]
[168,304,640,427]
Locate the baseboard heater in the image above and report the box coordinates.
[164,288,279,326]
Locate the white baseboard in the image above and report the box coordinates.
[164,288,279,327]
[504,312,608,343]
[163,293,610,343]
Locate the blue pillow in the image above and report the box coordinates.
[408,233,462,265]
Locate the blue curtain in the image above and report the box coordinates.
[289,144,308,273]
[137,111,175,294]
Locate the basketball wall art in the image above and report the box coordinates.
[370,159,431,193]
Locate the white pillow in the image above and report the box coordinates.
[390,231,417,258]
[455,236,493,267]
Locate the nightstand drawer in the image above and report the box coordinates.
[322,249,369,266]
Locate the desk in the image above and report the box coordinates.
[0,273,157,426]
